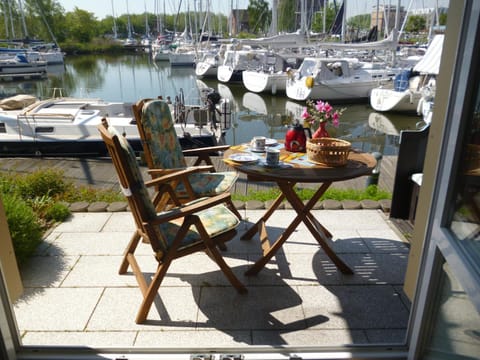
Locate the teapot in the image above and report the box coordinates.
[285,120,311,152]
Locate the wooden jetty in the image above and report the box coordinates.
[0,155,397,195]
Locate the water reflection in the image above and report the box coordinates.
[0,53,424,155]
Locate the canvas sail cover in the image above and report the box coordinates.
[413,34,444,75]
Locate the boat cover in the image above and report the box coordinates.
[0,94,38,110]
[394,70,411,91]
[413,35,444,75]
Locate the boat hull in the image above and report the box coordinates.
[242,71,287,95]
[169,53,196,67]
[0,134,218,157]
[195,61,217,78]
[0,96,223,157]
[217,65,243,83]
[370,87,421,113]
[286,77,385,101]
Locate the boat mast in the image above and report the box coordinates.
[7,0,15,38]
[18,0,28,38]
[268,0,278,36]
[126,0,133,39]
[111,0,117,39]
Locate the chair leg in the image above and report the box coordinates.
[135,259,172,324]
[205,246,248,294]
[226,199,242,220]
[119,230,142,274]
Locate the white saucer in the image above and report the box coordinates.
[250,147,266,153]
[229,153,258,163]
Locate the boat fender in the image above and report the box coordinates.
[417,97,424,115]
[305,76,314,89]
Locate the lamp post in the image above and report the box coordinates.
[366,152,383,187]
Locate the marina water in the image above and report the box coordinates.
[2,53,423,156]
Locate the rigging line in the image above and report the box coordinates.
[34,0,59,46]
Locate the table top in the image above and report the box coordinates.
[224,141,377,183]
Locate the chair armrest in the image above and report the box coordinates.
[152,193,234,223]
[147,166,214,181]
[182,145,230,156]
[145,168,199,187]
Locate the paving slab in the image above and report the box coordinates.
[13,209,411,349]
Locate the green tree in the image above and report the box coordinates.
[24,0,66,43]
[439,13,447,25]
[405,15,427,33]
[247,0,271,34]
[310,2,340,33]
[278,0,296,33]
[64,8,98,42]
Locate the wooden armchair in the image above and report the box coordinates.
[132,98,239,210]
[98,120,247,324]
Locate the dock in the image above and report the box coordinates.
[0,155,397,194]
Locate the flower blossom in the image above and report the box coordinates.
[302,99,346,129]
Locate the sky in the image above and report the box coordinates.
[57,0,450,20]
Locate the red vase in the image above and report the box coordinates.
[312,122,329,139]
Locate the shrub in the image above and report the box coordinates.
[61,185,124,203]
[1,193,43,266]
[16,168,73,199]
[43,202,71,223]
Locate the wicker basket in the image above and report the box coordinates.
[306,137,351,167]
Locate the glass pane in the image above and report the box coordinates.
[450,82,480,263]
[424,260,480,359]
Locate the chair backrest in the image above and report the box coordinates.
[98,120,169,254]
[133,99,187,169]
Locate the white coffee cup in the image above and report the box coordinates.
[251,136,266,151]
[266,148,280,166]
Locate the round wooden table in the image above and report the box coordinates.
[224,142,377,276]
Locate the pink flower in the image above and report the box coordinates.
[301,107,310,119]
[324,102,333,114]
[315,100,325,112]
[332,111,340,127]
[302,99,346,128]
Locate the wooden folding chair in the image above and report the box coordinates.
[132,98,239,211]
[98,120,247,324]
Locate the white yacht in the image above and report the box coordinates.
[195,45,224,78]
[370,35,444,115]
[286,57,400,102]
[241,53,290,95]
[0,93,229,157]
[217,47,268,83]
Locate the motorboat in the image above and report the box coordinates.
[0,53,48,81]
[285,57,400,102]
[369,35,444,115]
[0,93,230,157]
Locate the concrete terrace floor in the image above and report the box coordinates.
[13,208,411,349]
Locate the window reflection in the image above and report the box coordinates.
[424,260,480,359]
[451,84,480,262]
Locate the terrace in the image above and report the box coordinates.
[13,207,411,348]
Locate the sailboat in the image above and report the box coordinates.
[123,0,137,46]
[140,1,152,51]
[285,53,400,102]
[369,35,443,116]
